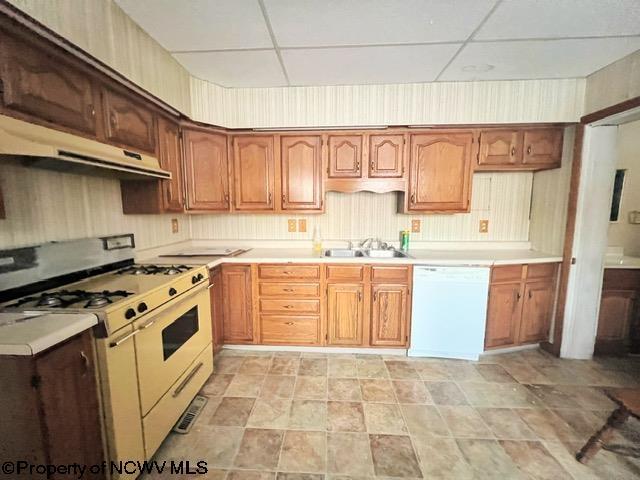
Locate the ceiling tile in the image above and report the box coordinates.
[282,44,461,86]
[440,38,640,81]
[115,0,272,51]
[173,50,287,87]
[264,0,496,47]
[475,0,640,40]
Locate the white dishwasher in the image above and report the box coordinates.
[409,266,490,361]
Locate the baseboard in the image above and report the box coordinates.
[481,343,540,355]
[222,344,407,356]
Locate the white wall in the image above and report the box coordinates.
[608,120,640,256]
[585,49,640,115]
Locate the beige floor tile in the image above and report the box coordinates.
[475,364,517,383]
[476,408,538,440]
[247,397,291,429]
[210,397,256,427]
[227,471,276,480]
[363,403,407,434]
[356,359,389,379]
[194,426,244,467]
[328,358,358,378]
[443,362,485,382]
[328,378,362,401]
[299,358,328,376]
[413,361,453,381]
[327,401,366,432]
[438,405,493,438]
[499,440,573,480]
[456,438,528,480]
[384,361,419,380]
[276,474,323,480]
[551,408,609,439]
[233,428,284,469]
[400,404,449,437]
[501,362,552,384]
[459,382,544,408]
[391,380,431,404]
[425,381,468,405]
[288,400,328,430]
[515,408,581,442]
[411,435,474,479]
[294,376,327,399]
[226,375,266,397]
[369,434,422,478]
[261,375,296,399]
[239,357,273,375]
[279,430,327,473]
[327,432,375,476]
[359,379,396,402]
[201,374,234,396]
[215,356,245,374]
[269,357,300,375]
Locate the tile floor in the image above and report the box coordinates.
[147,349,640,479]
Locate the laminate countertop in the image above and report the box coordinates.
[143,248,562,269]
[604,255,640,269]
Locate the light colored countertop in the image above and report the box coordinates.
[0,312,98,356]
[604,255,640,269]
[145,247,562,269]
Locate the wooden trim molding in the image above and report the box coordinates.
[581,96,640,124]
[0,184,5,219]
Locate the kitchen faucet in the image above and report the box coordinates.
[359,237,375,249]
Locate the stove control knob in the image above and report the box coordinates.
[169,287,177,296]
[137,302,148,313]
[191,275,198,284]
[197,273,205,281]
[125,308,136,320]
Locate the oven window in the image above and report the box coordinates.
[162,306,199,361]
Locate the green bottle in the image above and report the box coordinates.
[400,230,410,251]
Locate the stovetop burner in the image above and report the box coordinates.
[8,289,134,310]
[117,264,192,276]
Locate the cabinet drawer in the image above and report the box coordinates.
[259,282,320,297]
[491,265,523,283]
[371,266,410,283]
[258,264,320,280]
[260,315,321,345]
[259,299,320,314]
[527,263,558,281]
[326,265,365,282]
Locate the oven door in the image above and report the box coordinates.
[133,284,212,416]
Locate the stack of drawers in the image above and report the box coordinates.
[257,264,322,345]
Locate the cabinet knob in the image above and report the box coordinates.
[268,192,272,204]
[358,291,363,302]
[516,292,521,301]
[370,160,375,170]
[510,146,516,156]
[285,322,294,326]
[355,160,360,171]
[526,145,532,155]
[528,290,533,299]
[109,112,118,128]
[80,351,89,375]
[410,193,416,204]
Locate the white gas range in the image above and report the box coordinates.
[0,235,214,478]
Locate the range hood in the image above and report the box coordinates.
[0,114,171,180]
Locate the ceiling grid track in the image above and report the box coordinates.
[257,0,291,86]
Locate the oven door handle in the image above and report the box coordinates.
[172,362,204,398]
[138,319,156,330]
[109,329,139,347]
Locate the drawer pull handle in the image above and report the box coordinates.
[528,290,533,299]
[283,288,294,292]
[510,146,516,156]
[526,145,532,155]
[109,329,139,348]
[139,319,155,329]
[284,305,293,309]
[284,271,293,275]
[285,322,294,326]
[80,351,89,376]
[173,362,204,398]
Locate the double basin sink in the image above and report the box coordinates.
[323,248,410,258]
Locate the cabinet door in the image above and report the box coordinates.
[328,134,363,178]
[370,284,408,347]
[408,132,473,212]
[519,281,554,344]
[327,284,364,346]
[184,129,230,211]
[157,117,184,212]
[522,128,563,168]
[233,135,275,211]
[209,267,225,354]
[35,332,104,471]
[477,130,522,168]
[485,282,522,349]
[0,33,97,135]
[102,87,156,153]
[369,134,405,178]
[281,135,323,210]
[597,290,636,342]
[221,265,254,343]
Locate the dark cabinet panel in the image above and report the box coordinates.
[101,87,156,154]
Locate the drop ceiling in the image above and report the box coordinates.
[115,0,640,88]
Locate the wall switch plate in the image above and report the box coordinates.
[288,219,297,232]
[411,219,421,233]
[171,218,179,234]
[479,219,489,233]
[298,219,307,233]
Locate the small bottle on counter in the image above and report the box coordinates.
[400,230,410,251]
[312,225,323,253]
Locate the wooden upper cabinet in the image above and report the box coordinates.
[183,128,230,211]
[519,281,554,344]
[477,130,521,169]
[221,265,253,343]
[368,134,405,178]
[233,135,275,211]
[407,132,473,212]
[485,282,522,349]
[370,284,408,347]
[328,134,363,178]
[327,284,364,346]
[101,87,156,154]
[522,128,563,168]
[0,32,97,135]
[157,117,184,212]
[280,135,323,211]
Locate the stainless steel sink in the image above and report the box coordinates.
[323,249,365,257]
[366,249,409,258]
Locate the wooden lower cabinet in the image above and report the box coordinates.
[221,265,253,343]
[326,283,364,346]
[370,284,409,346]
[485,263,558,350]
[261,315,321,345]
[209,266,225,354]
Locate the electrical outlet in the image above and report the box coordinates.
[171,218,179,234]
[288,219,297,232]
[298,219,307,233]
[411,219,421,233]
[479,219,489,233]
